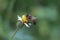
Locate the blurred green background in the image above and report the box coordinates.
[0,0,60,40]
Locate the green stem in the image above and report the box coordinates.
[9,27,19,40]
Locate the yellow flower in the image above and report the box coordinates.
[22,15,28,23]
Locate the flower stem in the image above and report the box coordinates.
[9,27,19,40]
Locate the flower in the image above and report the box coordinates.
[17,15,30,28]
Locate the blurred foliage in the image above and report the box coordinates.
[0,0,60,40]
